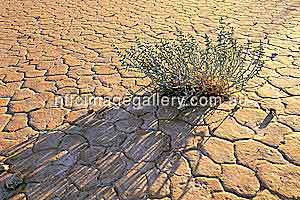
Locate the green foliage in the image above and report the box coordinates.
[113,17,265,98]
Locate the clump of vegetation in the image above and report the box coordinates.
[113,18,265,99]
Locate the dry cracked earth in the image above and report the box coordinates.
[0,0,300,199]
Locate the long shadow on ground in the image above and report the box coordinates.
[0,102,215,200]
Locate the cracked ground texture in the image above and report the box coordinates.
[0,0,300,199]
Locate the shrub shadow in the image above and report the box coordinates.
[0,101,217,200]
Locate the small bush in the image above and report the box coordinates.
[113,18,265,99]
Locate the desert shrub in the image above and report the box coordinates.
[113,18,265,99]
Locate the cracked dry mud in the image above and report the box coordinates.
[0,0,300,199]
